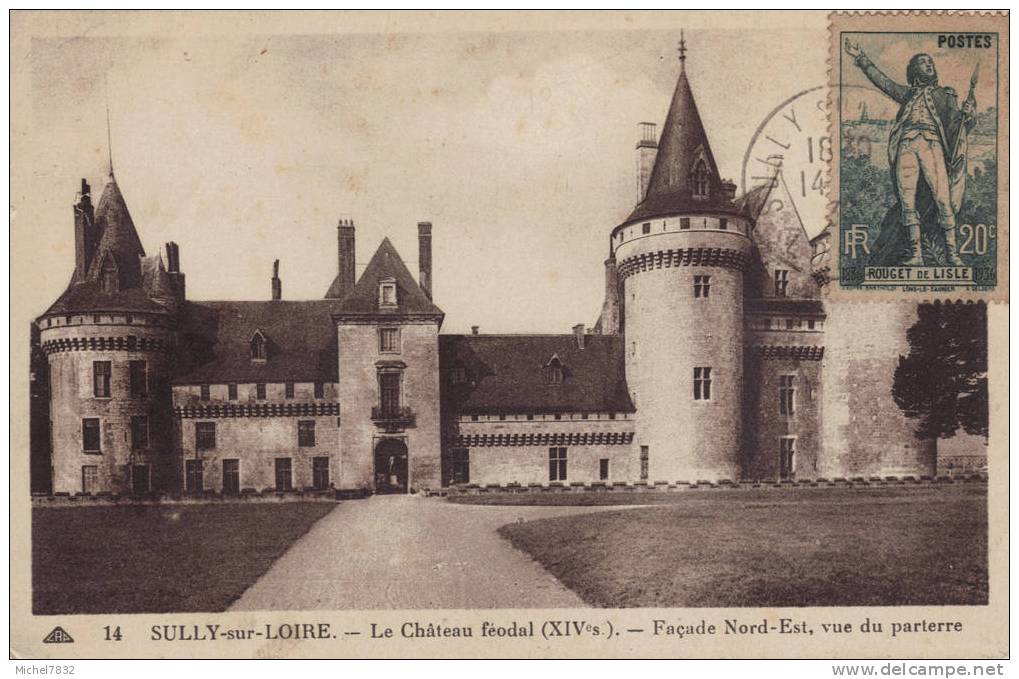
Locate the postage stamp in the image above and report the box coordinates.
[829,12,1009,300]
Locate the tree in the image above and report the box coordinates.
[893,302,988,439]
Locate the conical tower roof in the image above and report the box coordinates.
[85,175,146,288]
[333,237,443,318]
[624,51,737,224]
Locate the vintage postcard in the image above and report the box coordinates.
[829,12,1009,299]
[9,10,1008,660]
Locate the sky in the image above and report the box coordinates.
[13,11,828,334]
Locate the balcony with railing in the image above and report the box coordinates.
[371,405,416,431]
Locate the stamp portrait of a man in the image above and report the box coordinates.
[844,39,976,266]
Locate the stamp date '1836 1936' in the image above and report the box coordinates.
[831,13,1008,299]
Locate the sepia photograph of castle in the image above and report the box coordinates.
[16,13,993,623]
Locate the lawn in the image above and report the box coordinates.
[32,502,336,614]
[494,485,988,607]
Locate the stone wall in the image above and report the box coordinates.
[819,300,936,477]
[445,412,636,485]
[40,313,175,494]
[616,223,752,482]
[337,320,442,492]
[744,320,824,480]
[173,381,340,491]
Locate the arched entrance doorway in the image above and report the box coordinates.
[374,438,408,494]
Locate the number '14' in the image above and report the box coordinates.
[103,625,122,641]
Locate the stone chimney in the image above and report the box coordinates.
[164,241,186,302]
[635,122,658,205]
[471,325,479,335]
[336,218,356,297]
[73,178,95,283]
[721,179,737,201]
[271,259,282,301]
[593,254,621,335]
[573,323,586,350]
[418,221,432,300]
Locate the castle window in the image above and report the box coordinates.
[451,367,467,385]
[694,275,711,298]
[314,382,324,399]
[131,465,151,494]
[275,458,293,491]
[378,372,401,417]
[250,332,267,362]
[549,447,568,482]
[609,413,616,420]
[527,414,534,421]
[81,465,98,494]
[92,361,111,398]
[298,420,316,447]
[693,367,712,400]
[82,418,101,453]
[200,384,210,401]
[691,160,710,198]
[129,360,147,399]
[779,375,796,416]
[100,256,119,293]
[640,446,650,480]
[130,415,149,450]
[379,327,400,353]
[780,437,796,480]
[642,222,651,235]
[313,457,330,490]
[599,458,609,481]
[125,315,133,324]
[93,315,101,324]
[65,315,72,325]
[774,269,790,297]
[582,413,589,420]
[379,278,398,308]
[256,383,267,400]
[451,449,471,485]
[185,460,203,494]
[228,383,238,400]
[471,414,479,422]
[680,217,691,230]
[195,422,216,450]
[285,382,295,399]
[544,356,564,385]
[499,414,506,421]
[554,413,562,421]
[222,459,240,494]
[719,218,728,231]
[808,319,816,330]
[785,318,794,330]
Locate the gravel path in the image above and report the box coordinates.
[229,495,629,610]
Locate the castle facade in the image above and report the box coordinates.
[31,51,937,496]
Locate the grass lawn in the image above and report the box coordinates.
[33,502,335,614]
[494,485,987,607]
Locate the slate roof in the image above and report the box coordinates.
[439,334,634,414]
[87,176,146,287]
[623,66,741,225]
[333,238,443,318]
[172,300,342,384]
[42,176,158,317]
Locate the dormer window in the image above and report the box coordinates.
[691,159,710,198]
[544,355,564,386]
[100,255,119,293]
[379,278,397,309]
[250,330,268,362]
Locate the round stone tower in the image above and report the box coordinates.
[615,44,752,482]
[37,174,184,494]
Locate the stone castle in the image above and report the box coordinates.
[30,48,938,496]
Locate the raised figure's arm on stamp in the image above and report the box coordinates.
[845,37,910,103]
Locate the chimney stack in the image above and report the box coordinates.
[635,122,658,205]
[573,323,586,350]
[271,259,282,300]
[164,242,186,302]
[336,218,356,298]
[471,325,479,335]
[73,178,95,282]
[418,221,432,300]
